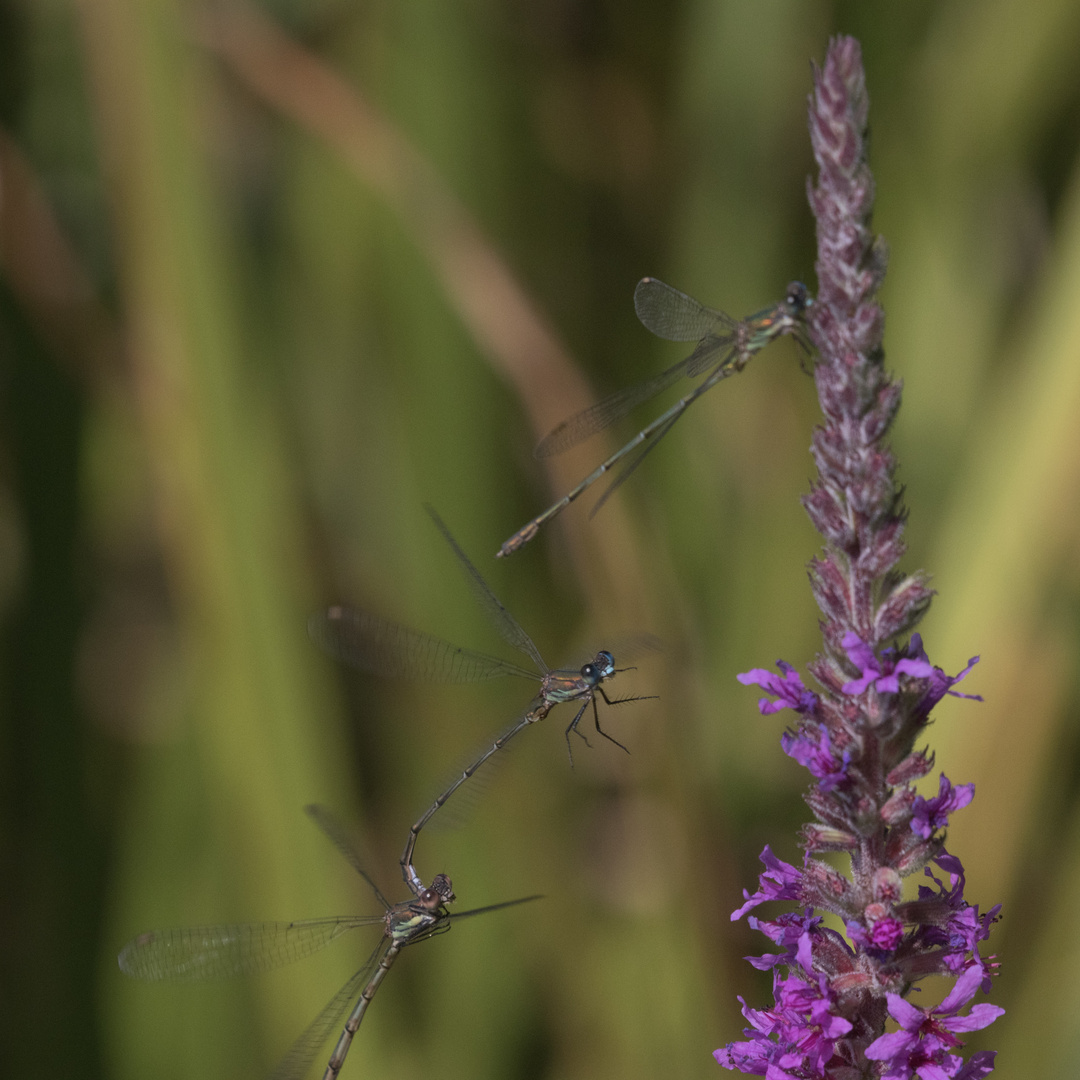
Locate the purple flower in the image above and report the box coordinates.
[844,913,903,952]
[911,854,1000,989]
[738,661,818,715]
[912,774,975,839]
[940,904,1002,988]
[864,966,1004,1079]
[731,847,803,920]
[953,1052,999,1079]
[841,633,983,714]
[907,634,982,716]
[781,724,851,790]
[745,910,821,972]
[869,916,904,950]
[715,971,852,1077]
[841,631,934,694]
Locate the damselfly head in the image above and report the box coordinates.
[784,281,812,316]
[581,650,616,684]
[430,873,455,904]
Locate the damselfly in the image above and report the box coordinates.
[118,805,538,1080]
[497,278,812,556]
[309,506,654,895]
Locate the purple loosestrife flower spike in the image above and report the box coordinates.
[715,37,1002,1079]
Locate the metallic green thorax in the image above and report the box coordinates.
[387,872,454,944]
[725,281,811,372]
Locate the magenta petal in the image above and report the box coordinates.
[738,668,781,686]
[949,689,983,702]
[894,657,934,679]
[937,966,983,1013]
[914,1065,952,1080]
[944,1004,1005,1033]
[954,656,980,683]
[864,1029,915,1060]
[746,953,782,970]
[758,698,789,715]
[841,630,872,663]
[841,674,875,694]
[795,931,813,973]
[885,992,926,1030]
[935,851,964,876]
[955,1051,998,1079]
[820,1013,852,1039]
[765,1064,800,1080]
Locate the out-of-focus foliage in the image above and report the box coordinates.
[2,1,1078,1078]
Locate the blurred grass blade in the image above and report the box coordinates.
[75,1,354,1077]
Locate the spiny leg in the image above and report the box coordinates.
[590,686,661,753]
[589,695,629,754]
[598,687,658,709]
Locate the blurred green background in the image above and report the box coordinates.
[3,1,1079,1078]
